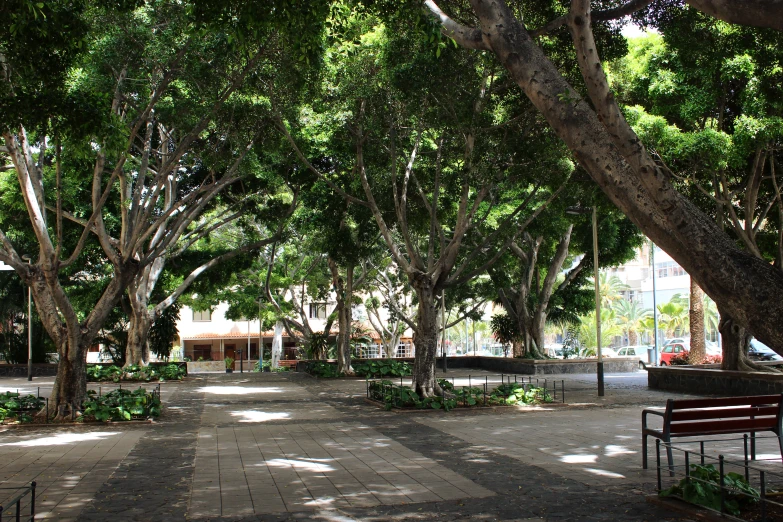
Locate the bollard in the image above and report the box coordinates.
[30,481,36,520]
[562,380,565,403]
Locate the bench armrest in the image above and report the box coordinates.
[642,409,664,431]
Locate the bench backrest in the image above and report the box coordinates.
[663,394,783,436]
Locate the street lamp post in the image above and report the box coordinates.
[567,206,603,396]
[651,240,660,366]
[21,256,32,381]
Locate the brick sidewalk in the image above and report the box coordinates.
[0,369,740,520]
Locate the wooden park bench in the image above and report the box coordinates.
[277,360,298,369]
[642,394,783,472]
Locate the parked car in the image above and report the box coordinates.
[660,341,689,365]
[748,339,783,361]
[616,345,652,369]
[545,344,564,359]
[600,347,619,358]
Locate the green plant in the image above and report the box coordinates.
[368,380,458,411]
[354,360,412,378]
[489,383,552,405]
[660,463,759,516]
[0,392,44,424]
[307,361,340,378]
[225,357,234,370]
[86,364,184,382]
[81,388,161,422]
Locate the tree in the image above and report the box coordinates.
[280,9,571,396]
[0,0,328,417]
[422,0,783,355]
[611,15,783,369]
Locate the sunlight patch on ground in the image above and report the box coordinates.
[265,458,335,473]
[196,386,285,395]
[0,431,119,447]
[605,445,635,457]
[584,468,626,479]
[312,510,359,522]
[229,410,290,422]
[559,454,598,464]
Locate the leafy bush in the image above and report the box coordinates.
[87,364,123,382]
[660,463,758,516]
[307,361,341,378]
[225,357,234,370]
[670,352,690,365]
[0,392,44,424]
[81,388,161,422]
[86,364,185,382]
[368,380,457,411]
[354,360,412,377]
[489,382,552,405]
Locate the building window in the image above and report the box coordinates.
[309,303,327,319]
[193,309,212,322]
[657,261,686,278]
[193,345,212,360]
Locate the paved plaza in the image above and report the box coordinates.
[1,369,781,520]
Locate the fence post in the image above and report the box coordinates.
[743,434,750,482]
[684,451,690,485]
[562,380,565,403]
[30,481,36,521]
[700,441,705,466]
[483,383,487,406]
[719,454,726,514]
[760,470,766,521]
[656,439,662,492]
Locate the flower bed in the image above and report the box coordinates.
[367,378,553,411]
[0,392,45,424]
[86,363,185,382]
[0,388,161,424]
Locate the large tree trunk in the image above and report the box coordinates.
[271,321,283,369]
[530,311,547,359]
[49,337,89,420]
[330,260,354,375]
[719,307,776,372]
[448,1,783,353]
[689,280,706,364]
[512,339,524,358]
[125,289,152,368]
[411,278,441,397]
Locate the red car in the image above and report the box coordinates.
[660,342,688,365]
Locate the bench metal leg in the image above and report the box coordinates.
[777,433,783,464]
[643,434,648,469]
[751,431,757,460]
[665,438,674,477]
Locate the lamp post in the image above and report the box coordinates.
[567,206,603,396]
[651,240,660,366]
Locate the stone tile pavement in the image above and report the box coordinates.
[2,367,776,520]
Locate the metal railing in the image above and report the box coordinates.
[654,437,783,521]
[0,482,36,522]
[366,374,566,408]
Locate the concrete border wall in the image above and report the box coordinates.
[0,364,58,377]
[298,356,639,375]
[648,366,783,395]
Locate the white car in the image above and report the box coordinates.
[616,345,652,369]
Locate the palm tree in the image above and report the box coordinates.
[613,299,652,345]
[577,308,622,354]
[657,301,689,338]
[596,272,630,308]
